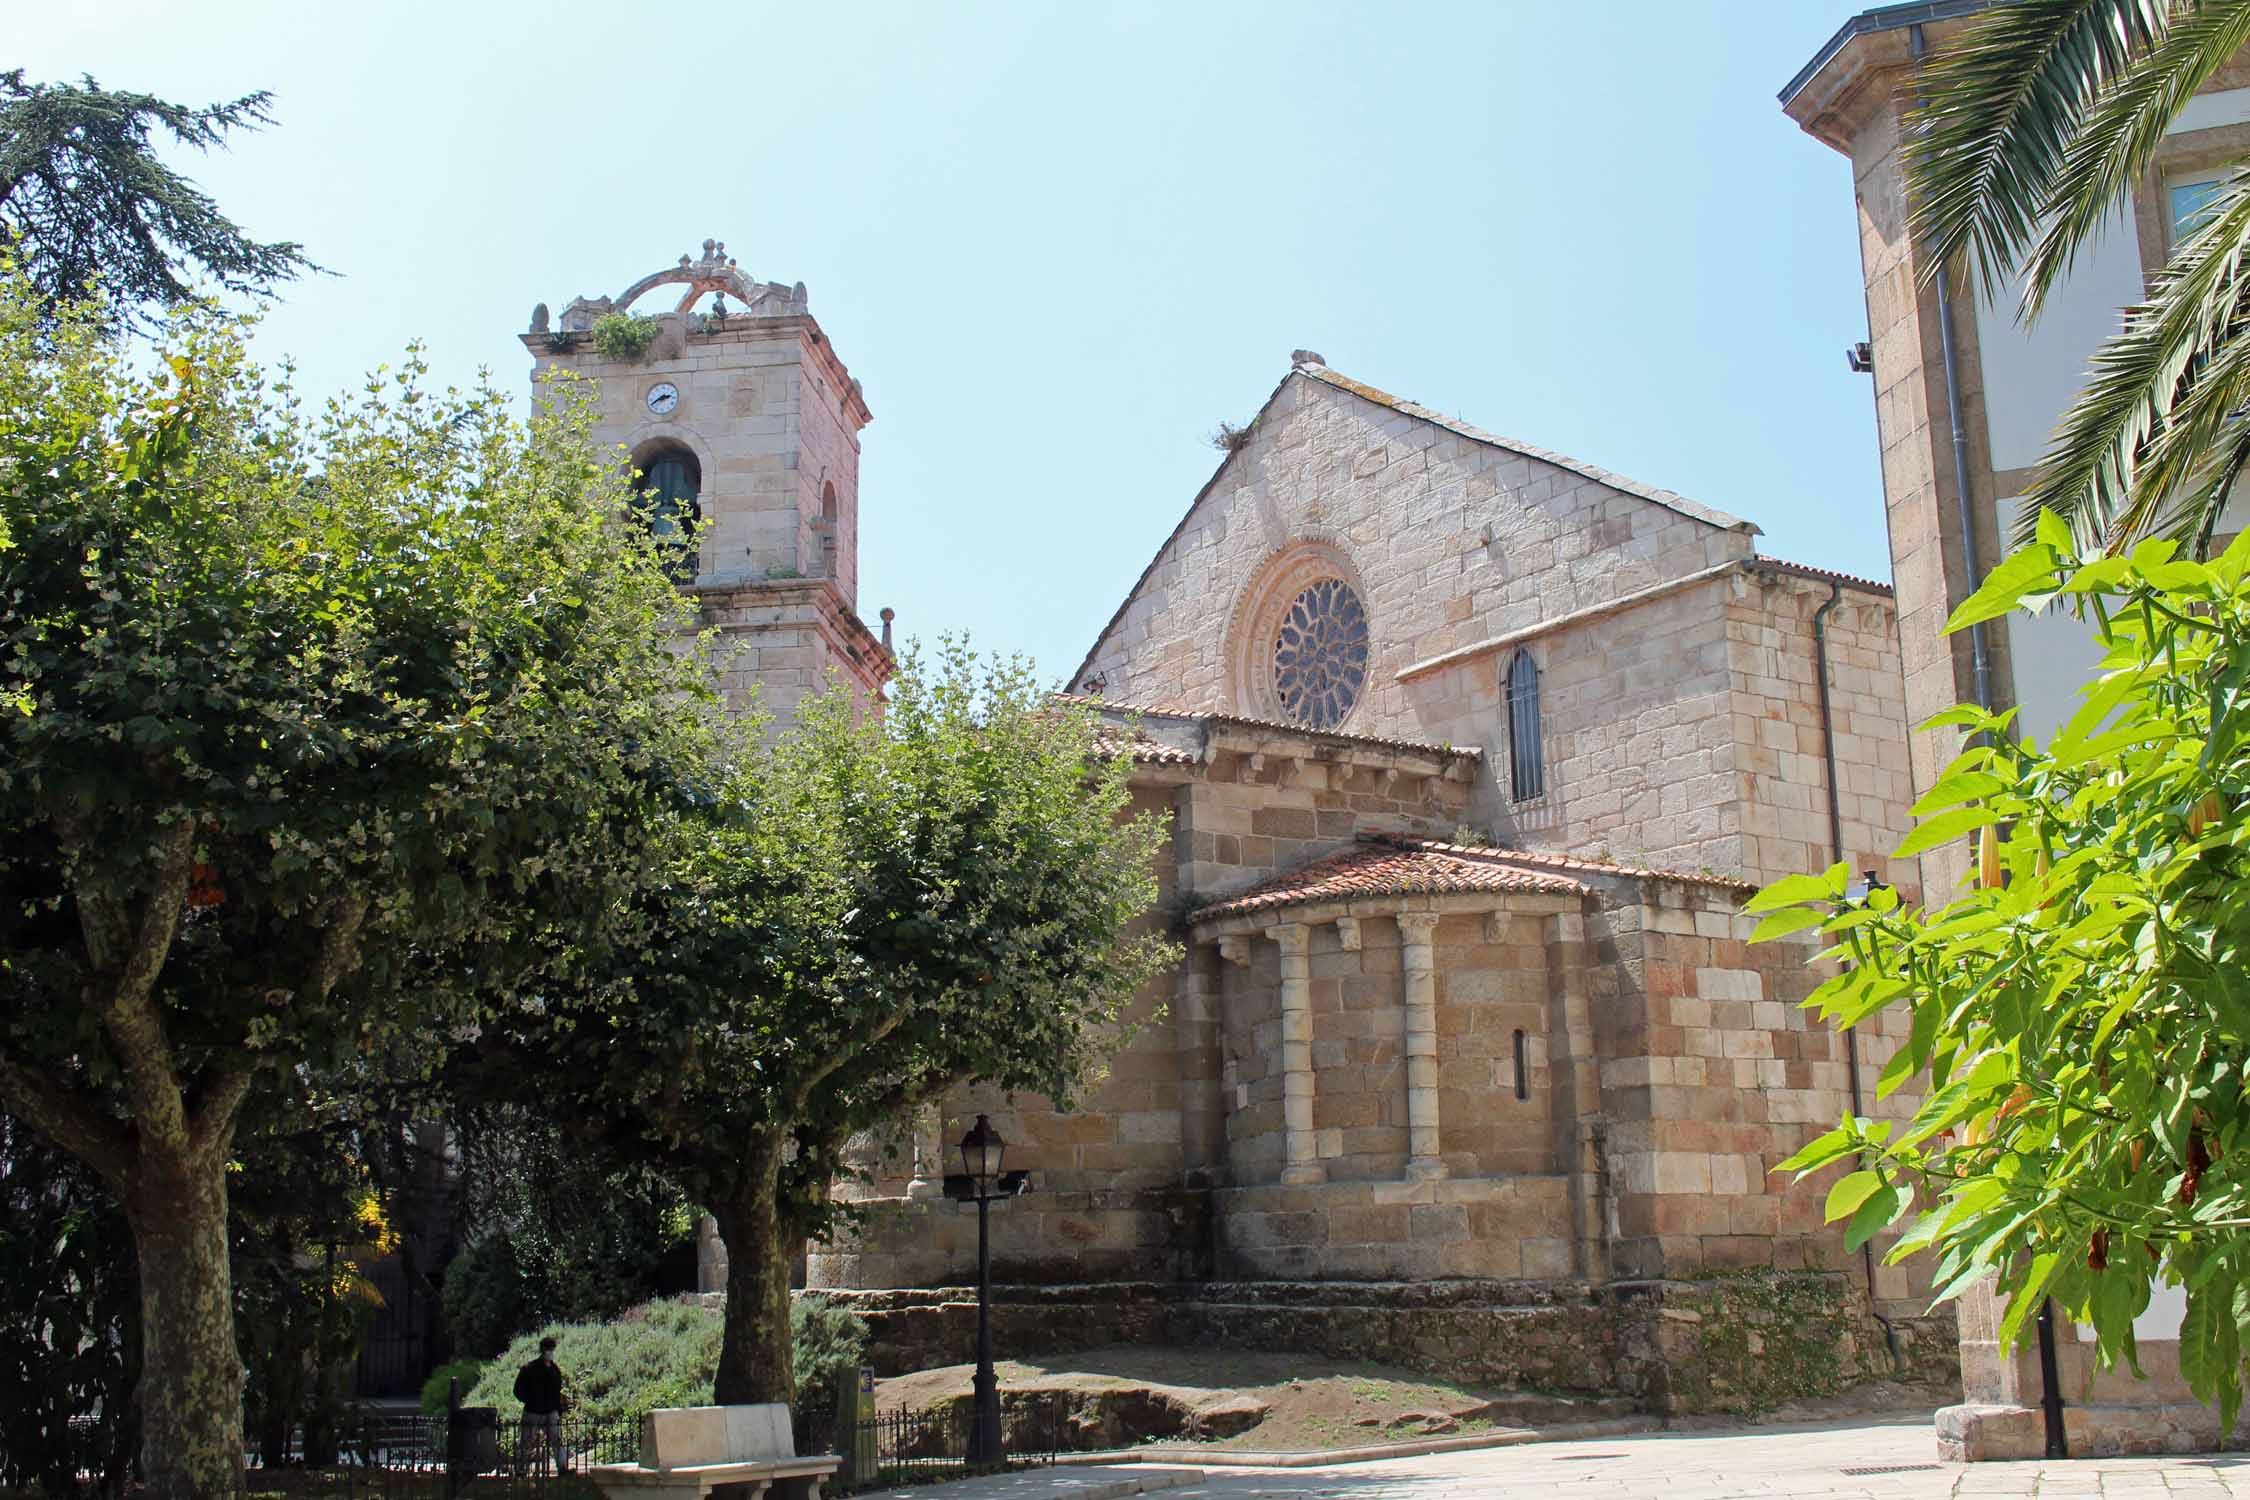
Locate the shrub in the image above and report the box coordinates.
[420,1360,487,1420]
[464,1296,867,1423]
[442,1236,535,1361]
[590,312,662,362]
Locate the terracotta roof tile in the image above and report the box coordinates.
[1754,555,1894,596]
[1194,841,1586,922]
[1377,835,1759,893]
[1058,694,1479,762]
[1092,728,1196,766]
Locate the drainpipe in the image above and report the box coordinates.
[1910,21,2061,1461]
[1811,579,1902,1372]
[1910,23,1996,717]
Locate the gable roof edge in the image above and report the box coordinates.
[1067,367,1299,691]
[1301,366,1758,534]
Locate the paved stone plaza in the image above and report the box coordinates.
[1174,1423,2250,1498]
[879,1420,2250,1500]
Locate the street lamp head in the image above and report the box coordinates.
[958,1114,1005,1185]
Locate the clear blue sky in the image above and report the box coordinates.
[18,1,1889,684]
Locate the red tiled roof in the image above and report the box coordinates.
[1057,693,1479,762]
[1754,556,1894,596]
[1092,728,1196,766]
[1377,835,1760,893]
[1194,840,1586,922]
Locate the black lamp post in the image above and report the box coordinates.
[958,1114,1007,1466]
[943,1115,1033,1465]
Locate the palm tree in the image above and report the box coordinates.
[1907,1,2250,554]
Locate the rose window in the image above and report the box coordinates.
[1271,578,1370,729]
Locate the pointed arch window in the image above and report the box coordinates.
[633,446,701,581]
[1506,649,1544,802]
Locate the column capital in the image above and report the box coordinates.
[1266,921,1310,955]
[1397,910,1441,943]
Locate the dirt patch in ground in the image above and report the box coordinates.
[873,1344,1637,1452]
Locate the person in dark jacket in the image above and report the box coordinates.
[513,1337,570,1473]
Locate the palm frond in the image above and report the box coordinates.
[1906,0,2168,299]
[2020,1,2250,320]
[2016,166,2250,552]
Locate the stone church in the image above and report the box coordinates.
[526,244,1953,1409]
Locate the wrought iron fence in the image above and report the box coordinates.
[833,1394,1068,1492]
[238,1410,639,1500]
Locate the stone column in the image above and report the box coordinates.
[1397,911,1446,1180]
[1268,922,1324,1185]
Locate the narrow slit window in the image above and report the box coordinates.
[1507,650,1544,801]
[1513,1029,1529,1101]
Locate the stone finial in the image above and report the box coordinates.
[1292,349,1326,368]
[529,302,550,335]
[879,607,895,651]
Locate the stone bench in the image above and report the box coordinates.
[589,1404,840,1500]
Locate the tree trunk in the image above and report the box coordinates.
[126,1149,244,1500]
[711,1133,795,1407]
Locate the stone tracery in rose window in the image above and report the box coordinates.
[1271,578,1370,730]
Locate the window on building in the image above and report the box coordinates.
[2171,177,2225,245]
[1506,649,1544,801]
[633,446,701,581]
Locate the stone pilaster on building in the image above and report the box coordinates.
[1542,908,1606,1281]
[1395,911,1446,1181]
[1267,922,1324,1186]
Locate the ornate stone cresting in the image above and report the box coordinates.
[553,239,813,332]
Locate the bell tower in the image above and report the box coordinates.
[523,239,891,724]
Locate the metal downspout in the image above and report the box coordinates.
[1910,21,2061,1460]
[1911,23,1997,719]
[1812,580,1902,1372]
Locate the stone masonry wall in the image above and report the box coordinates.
[1076,370,1755,737]
[1587,878,1929,1314]
[816,1273,1957,1416]
[1404,574,1744,879]
[1727,571,1917,901]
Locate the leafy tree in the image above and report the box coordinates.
[1756,516,2250,1429]
[457,646,1172,1407]
[1904,1,2250,553]
[440,1105,699,1358]
[0,70,315,330]
[231,1082,403,1469]
[0,1111,141,1495]
[0,267,725,1500]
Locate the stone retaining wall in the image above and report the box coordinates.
[809,1271,1958,1417]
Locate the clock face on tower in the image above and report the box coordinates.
[645,382,680,416]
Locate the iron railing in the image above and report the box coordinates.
[833,1394,1067,1492]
